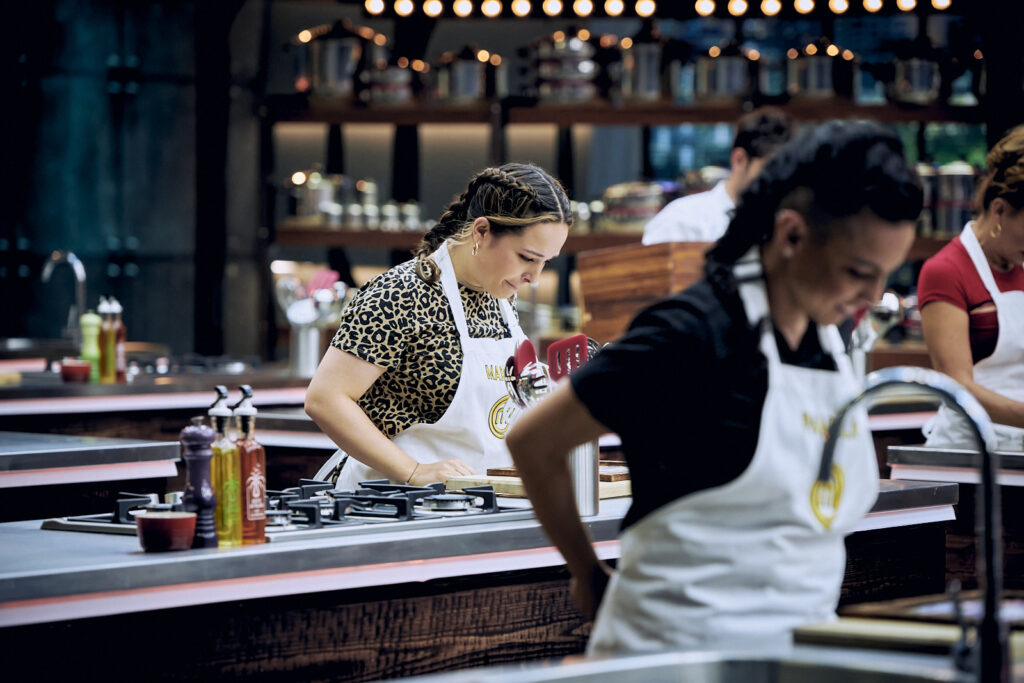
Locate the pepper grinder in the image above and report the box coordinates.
[181,416,219,548]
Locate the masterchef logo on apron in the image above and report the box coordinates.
[488,395,518,438]
[803,410,857,530]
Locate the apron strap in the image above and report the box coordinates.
[960,222,1005,300]
[733,249,781,367]
[433,243,471,339]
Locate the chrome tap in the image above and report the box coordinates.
[41,250,87,347]
[820,366,1007,682]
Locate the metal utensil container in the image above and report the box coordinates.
[569,440,599,517]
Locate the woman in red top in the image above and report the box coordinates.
[918,125,1024,451]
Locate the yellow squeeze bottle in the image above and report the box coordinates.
[209,385,242,547]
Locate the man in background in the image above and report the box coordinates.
[642,107,793,245]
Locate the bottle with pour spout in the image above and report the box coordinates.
[209,386,242,547]
[98,296,115,384]
[110,297,127,383]
[233,385,267,544]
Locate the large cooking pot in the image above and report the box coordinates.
[307,20,364,99]
[695,40,756,102]
[786,39,855,100]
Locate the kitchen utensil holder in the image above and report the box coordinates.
[569,439,599,517]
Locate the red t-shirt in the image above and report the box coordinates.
[918,236,1024,363]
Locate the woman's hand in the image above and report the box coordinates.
[409,458,476,486]
[569,561,613,621]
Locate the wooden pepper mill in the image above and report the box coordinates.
[181,416,219,548]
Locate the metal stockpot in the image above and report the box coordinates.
[889,57,941,105]
[935,161,976,238]
[695,42,754,102]
[308,21,364,99]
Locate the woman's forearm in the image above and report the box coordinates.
[958,376,1024,430]
[306,392,418,483]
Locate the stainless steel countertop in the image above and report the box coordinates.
[0,431,179,472]
[889,445,1024,471]
[0,480,956,609]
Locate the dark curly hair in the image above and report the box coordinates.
[974,124,1024,214]
[415,163,572,282]
[707,120,924,269]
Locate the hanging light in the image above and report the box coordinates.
[394,0,415,16]
[490,53,503,66]
[574,0,594,15]
[841,49,854,60]
[828,0,848,12]
[761,0,781,14]
[424,0,444,15]
[365,0,386,14]
[635,0,656,16]
[825,44,839,56]
[794,0,814,13]
[454,0,474,15]
[932,0,951,8]
[695,0,715,16]
[543,0,563,15]
[482,0,503,16]
[863,0,882,11]
[728,0,748,15]
[477,49,491,62]
[605,0,625,14]
[297,30,313,43]
[620,36,633,49]
[896,0,915,8]
[709,45,721,57]
[512,0,532,15]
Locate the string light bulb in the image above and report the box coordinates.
[454,0,474,15]
[482,0,503,16]
[636,0,656,16]
[896,0,915,9]
[863,0,882,11]
[932,0,951,8]
[365,0,385,14]
[543,0,563,15]
[424,0,444,15]
[298,30,313,43]
[477,49,491,62]
[761,0,781,14]
[828,0,848,12]
[825,44,839,56]
[394,0,414,16]
[695,0,715,16]
[605,0,625,14]
[728,0,748,15]
[512,0,532,14]
[574,0,594,15]
[794,0,814,13]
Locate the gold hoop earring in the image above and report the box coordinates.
[991,223,1003,239]
[472,242,479,256]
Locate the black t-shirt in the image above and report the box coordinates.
[570,265,837,531]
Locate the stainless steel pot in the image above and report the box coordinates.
[308,21,364,99]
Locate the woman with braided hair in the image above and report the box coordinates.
[507,122,923,655]
[919,125,1024,450]
[307,163,571,490]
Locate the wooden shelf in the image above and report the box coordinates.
[274,224,643,253]
[264,94,983,127]
[907,236,952,262]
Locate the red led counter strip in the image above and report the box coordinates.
[0,540,624,628]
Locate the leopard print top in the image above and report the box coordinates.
[331,259,518,438]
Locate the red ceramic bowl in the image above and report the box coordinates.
[135,511,197,552]
[59,358,92,383]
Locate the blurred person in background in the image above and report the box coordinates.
[918,125,1024,451]
[642,107,793,245]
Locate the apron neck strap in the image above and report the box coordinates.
[960,222,1004,298]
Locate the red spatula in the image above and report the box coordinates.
[547,333,589,382]
[514,339,537,375]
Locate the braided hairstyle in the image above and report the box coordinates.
[974,124,1024,214]
[415,163,572,282]
[707,120,923,269]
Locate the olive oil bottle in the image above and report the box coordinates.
[209,386,242,547]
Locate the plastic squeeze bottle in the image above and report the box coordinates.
[98,296,115,384]
[209,386,242,547]
[233,385,267,544]
[79,310,102,384]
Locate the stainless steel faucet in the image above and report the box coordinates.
[820,366,1007,683]
[41,250,87,347]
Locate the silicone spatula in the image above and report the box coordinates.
[546,333,589,382]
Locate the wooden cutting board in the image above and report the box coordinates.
[447,474,631,499]
[486,464,631,482]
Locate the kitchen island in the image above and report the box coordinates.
[0,480,956,682]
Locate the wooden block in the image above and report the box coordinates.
[487,465,632,482]
[447,475,631,499]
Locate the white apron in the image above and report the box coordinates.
[316,242,527,490]
[924,223,1024,452]
[587,253,879,656]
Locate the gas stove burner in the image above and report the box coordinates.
[421,493,475,511]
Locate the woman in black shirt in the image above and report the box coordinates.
[507,122,923,655]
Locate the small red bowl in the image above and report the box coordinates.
[59,358,92,383]
[136,511,197,552]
